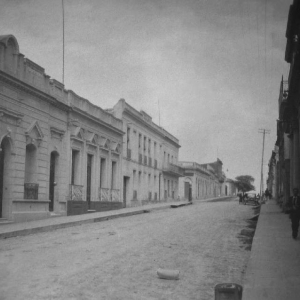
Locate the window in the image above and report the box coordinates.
[71,149,80,185]
[139,134,142,151]
[111,161,117,189]
[127,127,130,150]
[25,144,37,183]
[148,139,151,156]
[144,136,147,152]
[100,158,106,188]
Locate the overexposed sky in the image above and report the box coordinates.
[1,0,291,190]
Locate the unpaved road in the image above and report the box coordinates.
[0,198,256,300]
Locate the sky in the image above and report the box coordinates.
[1,0,292,191]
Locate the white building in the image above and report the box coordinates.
[0,34,123,222]
[178,159,230,200]
[109,99,184,207]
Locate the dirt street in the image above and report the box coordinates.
[0,198,256,300]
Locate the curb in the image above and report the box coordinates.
[0,197,235,240]
[0,204,173,240]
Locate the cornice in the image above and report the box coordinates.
[71,106,125,136]
[0,70,70,112]
[124,108,180,148]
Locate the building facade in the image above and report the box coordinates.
[109,99,184,207]
[178,159,227,200]
[0,35,123,222]
[274,0,300,210]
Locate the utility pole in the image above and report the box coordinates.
[62,0,65,84]
[258,129,270,197]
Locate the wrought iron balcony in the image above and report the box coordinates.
[24,183,39,200]
[162,163,185,177]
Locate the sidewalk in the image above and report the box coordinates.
[242,199,300,300]
[0,200,192,239]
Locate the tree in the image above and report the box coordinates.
[234,175,255,193]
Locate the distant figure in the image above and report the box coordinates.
[238,192,243,204]
[288,188,300,240]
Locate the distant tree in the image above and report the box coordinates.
[234,175,255,193]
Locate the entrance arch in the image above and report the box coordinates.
[0,137,11,218]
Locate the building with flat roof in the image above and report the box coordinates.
[109,98,184,207]
[0,35,123,222]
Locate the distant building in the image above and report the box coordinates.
[178,159,227,200]
[0,35,123,222]
[109,99,184,207]
[222,178,237,196]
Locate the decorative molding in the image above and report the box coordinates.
[25,120,44,147]
[50,126,65,141]
[0,106,23,127]
[68,118,80,128]
[0,127,16,155]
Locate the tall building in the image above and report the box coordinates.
[109,99,184,207]
[0,35,123,222]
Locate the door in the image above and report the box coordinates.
[123,177,127,208]
[86,154,92,209]
[0,141,4,217]
[123,176,129,208]
[0,137,10,218]
[184,182,189,200]
[49,152,56,212]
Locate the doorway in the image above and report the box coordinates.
[184,182,190,200]
[49,151,58,212]
[123,176,130,208]
[0,137,10,218]
[86,154,93,209]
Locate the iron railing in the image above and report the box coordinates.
[69,184,84,201]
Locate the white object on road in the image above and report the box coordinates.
[157,268,180,280]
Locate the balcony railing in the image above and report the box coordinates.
[162,163,185,177]
[127,148,131,159]
[99,188,110,201]
[98,188,121,202]
[111,189,121,202]
[24,183,39,200]
[69,184,84,201]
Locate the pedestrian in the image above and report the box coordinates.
[238,192,243,204]
[288,188,300,240]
